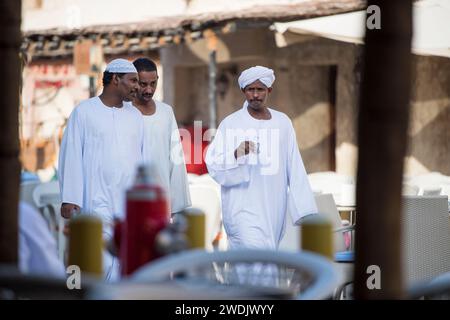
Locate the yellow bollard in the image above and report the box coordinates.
[68,214,103,277]
[301,214,333,260]
[184,208,206,249]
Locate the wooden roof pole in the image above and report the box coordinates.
[354,0,413,299]
[205,29,218,130]
[0,0,21,265]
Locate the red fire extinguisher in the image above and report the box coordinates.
[119,163,170,276]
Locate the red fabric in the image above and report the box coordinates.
[180,126,209,175]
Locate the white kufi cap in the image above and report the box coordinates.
[105,58,138,73]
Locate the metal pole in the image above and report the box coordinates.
[208,50,217,129]
[89,76,96,98]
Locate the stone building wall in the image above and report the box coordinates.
[161,27,450,175]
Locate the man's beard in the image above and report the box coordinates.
[249,100,263,109]
[138,93,153,102]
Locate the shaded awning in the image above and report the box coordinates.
[273,0,450,58]
[23,0,366,60]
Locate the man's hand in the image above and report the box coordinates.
[234,141,256,159]
[61,203,80,219]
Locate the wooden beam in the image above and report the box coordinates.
[354,0,413,299]
[0,0,21,265]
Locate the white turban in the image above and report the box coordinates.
[105,58,137,73]
[238,66,275,89]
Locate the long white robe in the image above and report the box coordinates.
[59,97,144,281]
[206,106,317,250]
[58,97,144,229]
[140,100,191,213]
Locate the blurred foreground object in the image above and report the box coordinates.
[118,164,170,277]
[184,207,206,249]
[68,214,103,277]
[155,213,188,255]
[354,0,413,299]
[127,249,342,300]
[19,202,65,278]
[301,214,333,260]
[0,0,21,266]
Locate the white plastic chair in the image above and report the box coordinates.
[187,173,200,184]
[314,194,354,299]
[409,172,450,186]
[32,181,60,208]
[421,186,442,196]
[402,184,420,196]
[280,193,351,253]
[20,181,41,210]
[32,180,65,261]
[409,172,450,196]
[339,183,356,207]
[308,172,355,205]
[314,193,351,253]
[131,249,342,300]
[440,184,450,198]
[194,173,220,187]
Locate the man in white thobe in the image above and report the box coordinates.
[206,66,317,251]
[132,57,191,214]
[58,59,144,280]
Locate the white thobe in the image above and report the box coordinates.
[58,97,144,227]
[19,202,66,278]
[140,100,191,214]
[206,106,317,250]
[58,97,144,281]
